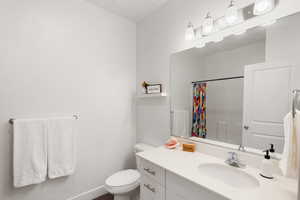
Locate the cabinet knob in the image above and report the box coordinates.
[243,125,249,130]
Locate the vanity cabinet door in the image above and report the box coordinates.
[166,171,226,200]
[140,175,165,200]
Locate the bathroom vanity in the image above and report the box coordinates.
[137,147,297,200]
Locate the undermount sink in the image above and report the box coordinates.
[198,163,260,189]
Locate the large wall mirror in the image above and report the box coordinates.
[170,12,300,153]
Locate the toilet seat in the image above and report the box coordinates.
[105,169,141,194]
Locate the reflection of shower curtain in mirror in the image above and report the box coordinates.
[192,83,207,138]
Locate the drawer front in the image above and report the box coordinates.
[140,158,165,185]
[140,175,165,200]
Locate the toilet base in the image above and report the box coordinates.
[114,194,130,200]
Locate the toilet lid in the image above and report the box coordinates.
[105,169,140,187]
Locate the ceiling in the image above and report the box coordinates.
[87,0,169,22]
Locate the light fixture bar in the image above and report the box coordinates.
[193,1,277,41]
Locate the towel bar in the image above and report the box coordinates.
[9,115,79,125]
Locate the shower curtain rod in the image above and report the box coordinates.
[191,76,244,84]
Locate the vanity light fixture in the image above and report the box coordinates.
[202,13,214,35]
[184,0,278,45]
[225,0,239,25]
[185,22,196,41]
[253,0,275,16]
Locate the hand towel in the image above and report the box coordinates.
[280,110,300,178]
[47,117,76,179]
[13,119,47,187]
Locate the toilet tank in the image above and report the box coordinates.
[134,143,154,170]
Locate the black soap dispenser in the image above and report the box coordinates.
[260,150,274,179]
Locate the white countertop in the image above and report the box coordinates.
[137,147,298,200]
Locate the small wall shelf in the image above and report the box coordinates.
[137,93,167,98]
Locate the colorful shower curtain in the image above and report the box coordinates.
[192,83,207,138]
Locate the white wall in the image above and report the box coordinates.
[0,0,136,200]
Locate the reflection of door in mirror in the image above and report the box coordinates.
[243,63,294,153]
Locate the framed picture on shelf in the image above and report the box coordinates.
[146,84,162,94]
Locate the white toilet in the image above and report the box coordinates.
[104,143,154,200]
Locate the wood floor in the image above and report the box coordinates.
[93,193,113,200]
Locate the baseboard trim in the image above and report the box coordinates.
[67,185,108,200]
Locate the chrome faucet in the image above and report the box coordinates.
[238,145,246,152]
[225,152,245,168]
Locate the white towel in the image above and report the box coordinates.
[173,110,189,137]
[47,117,76,179]
[280,110,300,178]
[13,119,48,187]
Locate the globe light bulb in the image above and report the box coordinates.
[253,0,275,16]
[225,1,239,25]
[185,22,195,41]
[202,13,214,35]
